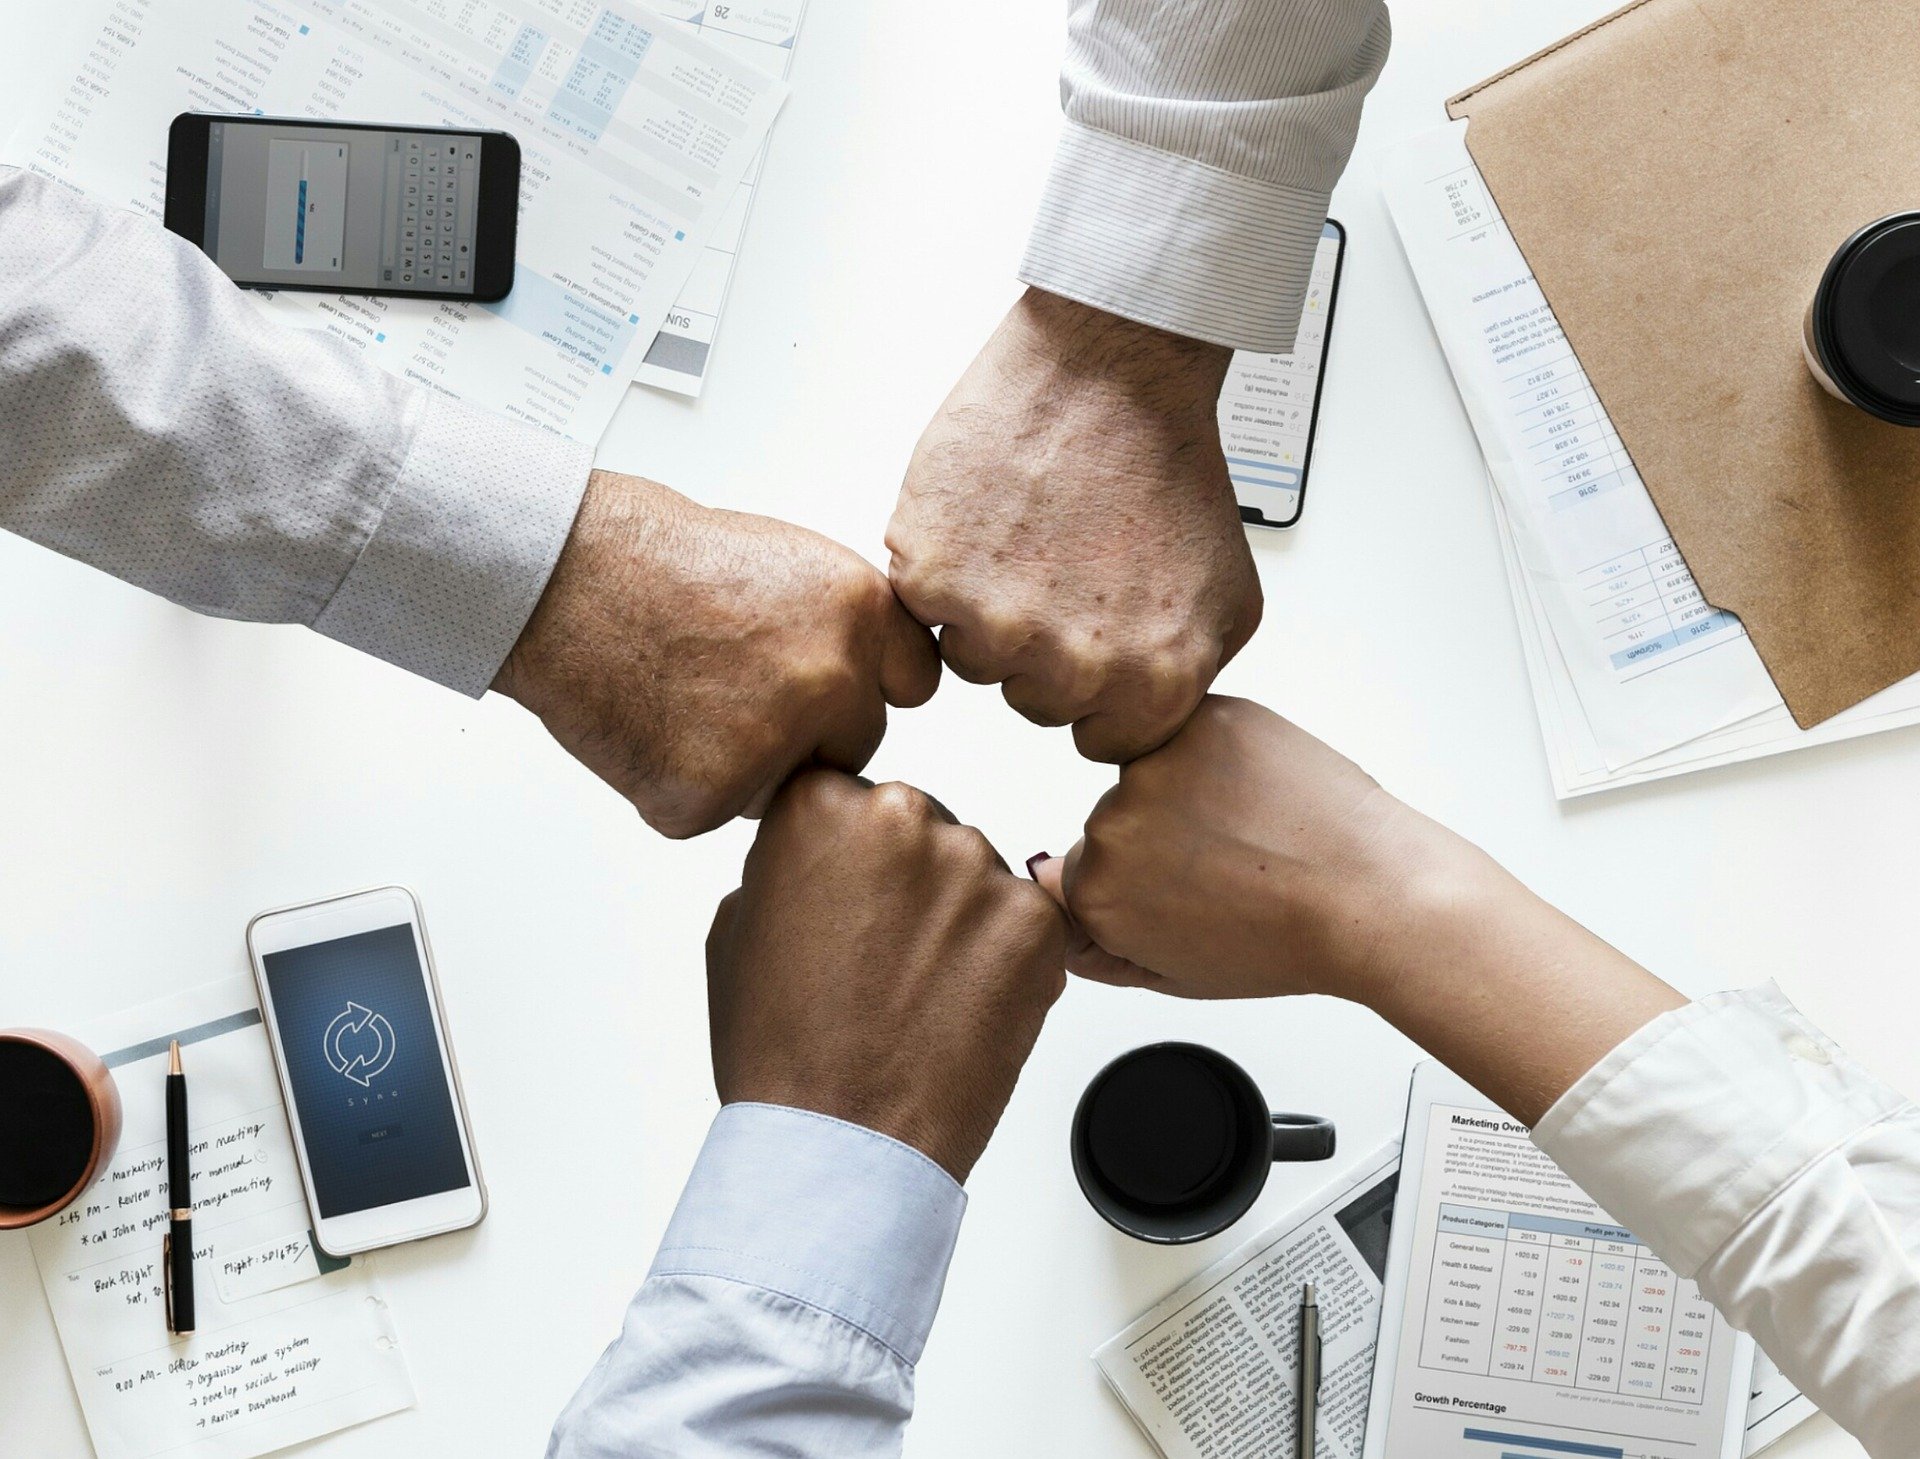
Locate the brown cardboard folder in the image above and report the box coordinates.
[1447,0,1920,728]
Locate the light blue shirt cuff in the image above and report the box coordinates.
[653,1103,968,1365]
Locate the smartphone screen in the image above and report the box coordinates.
[260,924,473,1220]
[173,116,514,298]
[1222,219,1346,529]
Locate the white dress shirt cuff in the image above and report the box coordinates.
[1533,982,1911,1277]
[651,1103,968,1365]
[1018,119,1329,353]
[310,393,592,697]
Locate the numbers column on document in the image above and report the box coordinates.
[1577,1236,1636,1390]
[1508,345,1626,510]
[1663,1278,1715,1404]
[1537,1229,1590,1385]
[1492,1223,1547,1380]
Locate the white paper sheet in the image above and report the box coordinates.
[1491,470,1920,797]
[1378,124,1779,770]
[1093,1144,1402,1459]
[27,978,414,1459]
[1745,1350,1819,1456]
[1364,1065,1754,1459]
[1384,124,1920,795]
[636,0,807,396]
[2,0,787,443]
[1092,1137,1807,1458]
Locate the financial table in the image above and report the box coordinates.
[1421,1204,1718,1404]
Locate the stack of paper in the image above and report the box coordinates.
[1,0,790,444]
[1380,125,1920,797]
[637,0,808,397]
[1093,1145,1814,1459]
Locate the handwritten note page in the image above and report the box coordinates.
[27,978,412,1459]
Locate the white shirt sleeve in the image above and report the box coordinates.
[1020,0,1390,353]
[1533,983,1920,1459]
[546,1103,967,1459]
[0,166,592,696]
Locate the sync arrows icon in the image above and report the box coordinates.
[323,1002,398,1087]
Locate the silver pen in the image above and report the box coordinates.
[1297,1282,1321,1459]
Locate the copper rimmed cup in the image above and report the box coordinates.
[0,1028,122,1230]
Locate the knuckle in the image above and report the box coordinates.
[946,823,1004,877]
[774,766,852,824]
[1011,880,1066,944]
[868,778,931,828]
[645,788,727,841]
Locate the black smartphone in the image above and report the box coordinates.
[1222,218,1345,530]
[164,113,519,302]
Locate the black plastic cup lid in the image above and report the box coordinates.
[1817,214,1920,425]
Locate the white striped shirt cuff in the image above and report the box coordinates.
[1019,120,1330,354]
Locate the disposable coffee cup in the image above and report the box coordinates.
[0,1029,122,1230]
[1071,1042,1335,1244]
[1802,211,1920,427]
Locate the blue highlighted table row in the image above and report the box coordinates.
[1608,608,1739,670]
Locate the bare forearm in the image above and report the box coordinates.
[1368,840,1687,1126]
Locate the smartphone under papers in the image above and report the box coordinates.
[1363,1062,1753,1459]
[3,0,787,444]
[1382,124,1920,796]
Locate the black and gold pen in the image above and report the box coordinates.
[163,1039,195,1336]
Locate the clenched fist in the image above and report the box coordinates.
[493,471,940,838]
[707,771,1067,1181]
[887,288,1262,762]
[1033,696,1451,1004]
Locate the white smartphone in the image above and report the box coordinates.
[1221,217,1345,529]
[246,886,487,1255]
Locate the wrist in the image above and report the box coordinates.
[1324,801,1520,1012]
[490,468,637,707]
[1010,287,1233,424]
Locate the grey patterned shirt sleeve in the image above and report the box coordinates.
[0,165,592,697]
[1020,0,1390,353]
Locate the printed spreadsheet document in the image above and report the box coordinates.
[1363,1064,1754,1459]
[635,0,807,396]
[3,0,788,443]
[1380,125,1920,796]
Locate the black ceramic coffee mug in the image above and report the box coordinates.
[1803,211,1920,426]
[1072,1042,1335,1244]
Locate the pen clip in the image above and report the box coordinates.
[162,1233,177,1335]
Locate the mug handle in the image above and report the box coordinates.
[1271,1111,1337,1162]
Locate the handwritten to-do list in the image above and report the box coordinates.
[27,979,412,1459]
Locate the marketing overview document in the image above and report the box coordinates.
[1364,1064,1752,1459]
[3,0,786,442]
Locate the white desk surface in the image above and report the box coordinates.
[0,1,1894,1455]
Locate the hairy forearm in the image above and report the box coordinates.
[1006,287,1233,420]
[1363,836,1687,1127]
